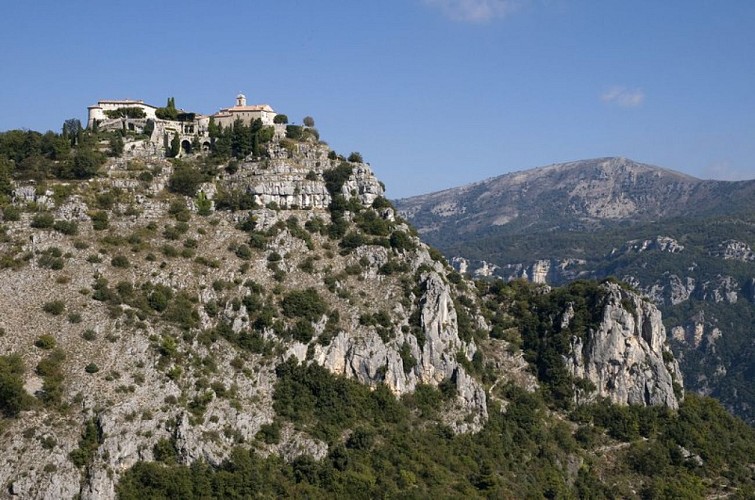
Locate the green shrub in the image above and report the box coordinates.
[111,255,130,268]
[85,363,99,374]
[35,349,66,406]
[163,224,185,240]
[289,319,315,343]
[148,289,170,312]
[322,163,353,197]
[52,220,78,235]
[285,125,303,140]
[257,421,282,444]
[104,107,146,119]
[235,244,252,260]
[163,293,199,329]
[298,256,316,273]
[281,288,327,322]
[249,233,267,249]
[42,301,65,316]
[161,245,179,258]
[70,149,104,179]
[2,206,21,222]
[372,197,393,209]
[0,354,28,417]
[39,249,64,270]
[90,211,109,231]
[400,343,417,374]
[153,438,178,464]
[96,191,117,210]
[390,231,415,251]
[356,209,392,236]
[347,152,363,163]
[169,164,205,197]
[340,231,366,252]
[69,419,102,468]
[196,192,212,216]
[31,212,55,229]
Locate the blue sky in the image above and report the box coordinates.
[1,1,754,197]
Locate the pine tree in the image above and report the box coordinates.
[169,132,180,158]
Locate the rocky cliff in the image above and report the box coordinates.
[564,283,681,408]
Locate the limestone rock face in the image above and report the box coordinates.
[451,257,499,278]
[666,275,696,305]
[564,283,681,408]
[341,164,383,206]
[220,145,385,210]
[529,260,551,284]
[619,236,684,255]
[312,268,488,433]
[715,239,755,262]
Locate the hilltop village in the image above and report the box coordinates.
[86,94,279,156]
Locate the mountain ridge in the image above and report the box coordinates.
[401,156,701,201]
[397,157,755,238]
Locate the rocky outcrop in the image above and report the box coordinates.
[670,311,722,350]
[564,283,681,408]
[311,268,488,433]
[451,257,499,278]
[529,260,551,284]
[220,143,385,210]
[666,275,696,305]
[342,164,384,206]
[454,257,588,285]
[613,236,684,256]
[714,240,755,262]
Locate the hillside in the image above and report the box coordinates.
[396,157,755,424]
[0,122,754,498]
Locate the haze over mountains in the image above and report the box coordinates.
[397,157,755,423]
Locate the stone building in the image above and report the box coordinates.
[211,93,276,128]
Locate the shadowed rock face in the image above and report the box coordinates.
[564,283,682,409]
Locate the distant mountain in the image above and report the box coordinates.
[396,157,755,423]
[399,157,755,237]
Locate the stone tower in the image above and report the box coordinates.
[236,93,246,107]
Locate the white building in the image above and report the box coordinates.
[87,99,158,128]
